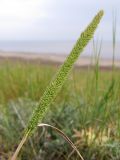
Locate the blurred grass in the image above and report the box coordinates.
[0,59,120,160]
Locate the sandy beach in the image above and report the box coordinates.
[0,51,120,70]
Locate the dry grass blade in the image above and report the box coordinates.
[38,123,84,160]
[11,123,84,160]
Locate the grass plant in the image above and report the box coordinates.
[11,10,104,160]
[0,62,120,159]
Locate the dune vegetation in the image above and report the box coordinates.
[1,55,120,160]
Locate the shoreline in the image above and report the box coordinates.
[0,52,120,70]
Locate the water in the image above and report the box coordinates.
[0,41,120,59]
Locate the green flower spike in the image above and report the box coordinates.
[27,10,104,134]
[11,10,104,160]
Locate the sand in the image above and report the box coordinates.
[0,51,120,69]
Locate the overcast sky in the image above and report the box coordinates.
[0,0,120,41]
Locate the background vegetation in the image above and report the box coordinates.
[0,55,120,159]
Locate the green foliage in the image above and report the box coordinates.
[26,10,104,135]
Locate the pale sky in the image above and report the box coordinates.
[0,0,120,41]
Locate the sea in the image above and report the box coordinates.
[0,41,120,60]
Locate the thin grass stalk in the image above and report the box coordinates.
[11,132,29,160]
[11,102,37,158]
[93,38,102,103]
[112,10,117,76]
